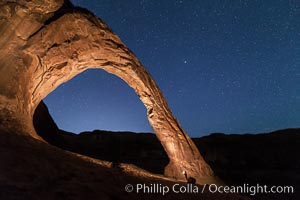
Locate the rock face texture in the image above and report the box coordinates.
[0,0,217,184]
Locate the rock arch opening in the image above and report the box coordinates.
[42,69,153,134]
[33,68,169,174]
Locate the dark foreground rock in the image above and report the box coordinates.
[0,129,252,200]
[33,102,300,200]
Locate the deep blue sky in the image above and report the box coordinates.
[44,0,300,137]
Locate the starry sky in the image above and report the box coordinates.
[44,0,300,137]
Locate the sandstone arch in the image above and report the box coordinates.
[0,0,218,184]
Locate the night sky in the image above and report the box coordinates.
[44,0,300,137]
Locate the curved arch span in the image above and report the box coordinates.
[0,1,218,184]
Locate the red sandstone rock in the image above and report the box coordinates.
[0,0,219,184]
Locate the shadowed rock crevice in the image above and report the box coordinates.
[0,0,219,184]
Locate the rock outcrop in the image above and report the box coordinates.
[41,126,300,188]
[0,1,218,184]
